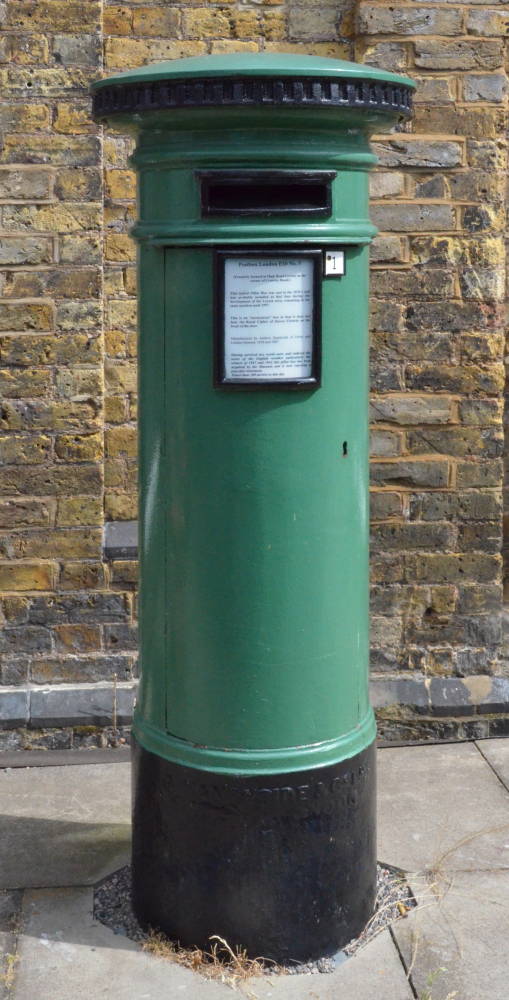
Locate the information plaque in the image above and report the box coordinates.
[215,251,321,388]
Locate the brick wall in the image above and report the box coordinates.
[355,1,509,737]
[0,1,508,747]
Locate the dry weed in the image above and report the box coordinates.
[0,953,19,990]
[401,821,509,999]
[426,822,509,883]
[143,931,281,991]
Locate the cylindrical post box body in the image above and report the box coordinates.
[92,55,414,963]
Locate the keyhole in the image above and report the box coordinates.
[342,441,348,457]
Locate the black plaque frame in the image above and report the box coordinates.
[214,248,322,390]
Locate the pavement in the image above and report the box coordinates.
[1,739,508,1000]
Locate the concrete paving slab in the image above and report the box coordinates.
[0,763,131,890]
[13,887,234,1000]
[12,888,413,1000]
[0,890,22,1000]
[476,738,509,792]
[377,743,509,875]
[249,931,414,1000]
[392,870,509,1000]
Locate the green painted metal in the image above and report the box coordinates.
[136,242,374,773]
[91,50,414,90]
[93,54,414,775]
[132,124,378,246]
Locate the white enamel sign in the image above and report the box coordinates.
[223,256,314,382]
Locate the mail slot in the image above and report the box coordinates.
[92,53,414,964]
[200,170,335,217]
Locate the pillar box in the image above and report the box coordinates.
[92,54,414,963]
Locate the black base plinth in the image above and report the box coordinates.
[131,739,376,964]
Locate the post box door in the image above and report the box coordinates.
[160,245,370,756]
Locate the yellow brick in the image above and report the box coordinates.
[6,67,90,96]
[107,300,137,332]
[2,596,29,620]
[104,269,124,297]
[55,433,103,462]
[182,9,232,39]
[2,133,98,166]
[467,9,508,36]
[0,302,54,333]
[105,233,136,262]
[132,7,180,37]
[126,331,137,358]
[55,168,101,201]
[104,206,136,230]
[0,433,51,465]
[59,561,106,590]
[0,500,53,529]
[124,267,137,295]
[210,40,259,54]
[47,268,101,300]
[105,37,206,70]
[411,236,504,269]
[50,401,101,432]
[105,459,125,488]
[262,12,286,41]
[105,170,136,200]
[105,329,128,357]
[160,40,208,58]
[57,497,103,527]
[103,5,133,35]
[54,624,102,652]
[105,361,137,393]
[0,35,14,62]
[0,333,53,366]
[1,273,43,298]
[104,37,150,69]
[54,103,96,135]
[55,368,102,400]
[104,396,127,423]
[11,34,49,65]
[105,426,137,458]
[7,2,100,32]
[60,332,102,363]
[126,465,137,489]
[264,42,350,58]
[0,369,51,398]
[231,11,259,37]
[40,203,102,233]
[110,559,138,585]
[0,104,50,131]
[11,529,102,560]
[2,204,101,235]
[339,8,355,37]
[104,137,134,168]
[0,562,55,592]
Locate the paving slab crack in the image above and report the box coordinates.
[389,923,418,999]
[0,890,24,1000]
[474,740,509,795]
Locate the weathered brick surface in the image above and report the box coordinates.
[356,0,509,704]
[0,0,508,734]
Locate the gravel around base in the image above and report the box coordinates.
[93,864,415,975]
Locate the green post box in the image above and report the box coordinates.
[92,54,414,963]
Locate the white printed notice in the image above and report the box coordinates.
[223,256,314,381]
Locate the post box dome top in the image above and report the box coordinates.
[91,52,414,123]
